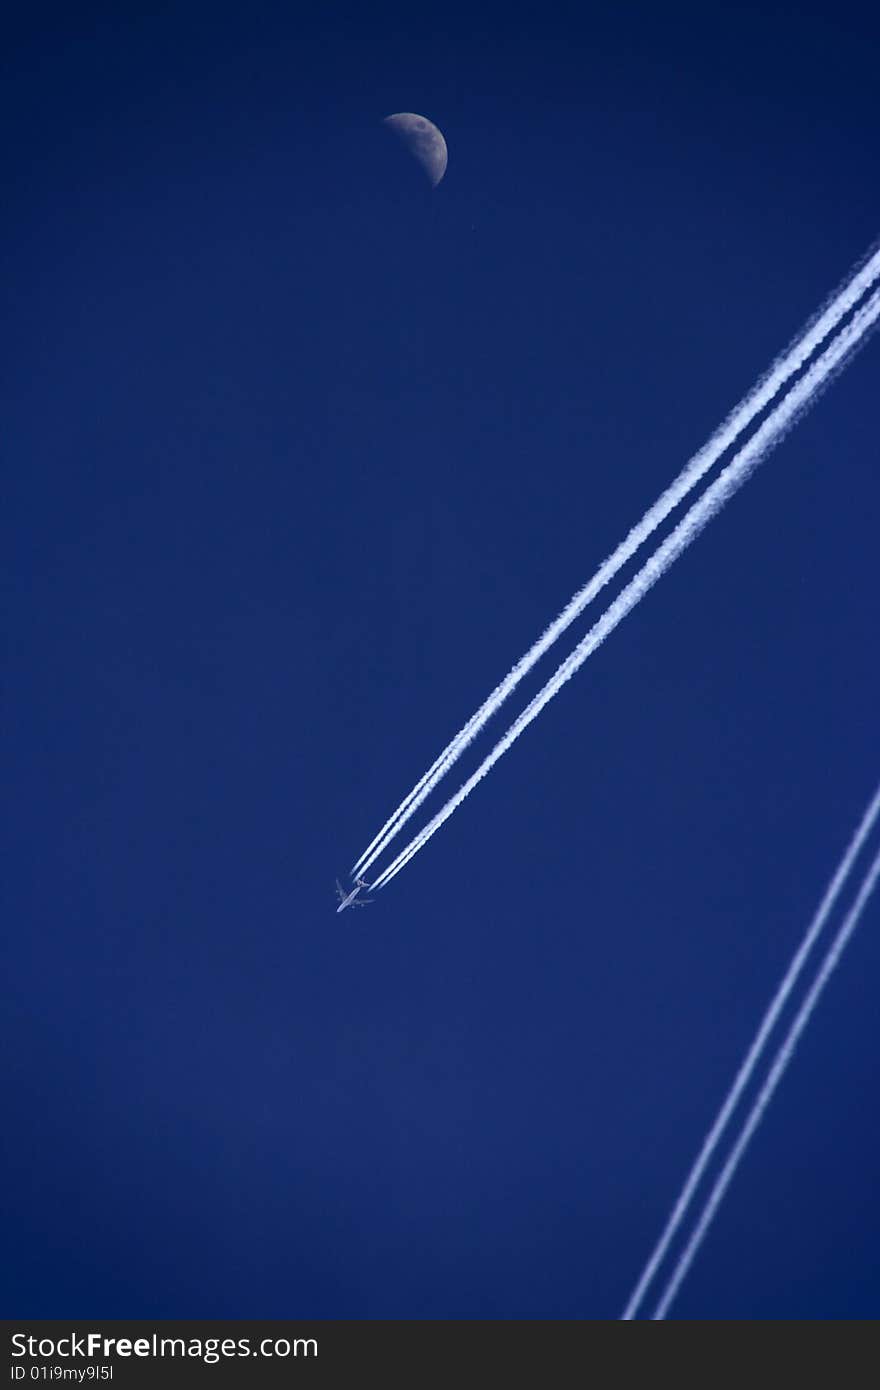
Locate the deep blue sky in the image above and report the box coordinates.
[5,0,879,1319]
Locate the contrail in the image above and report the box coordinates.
[353,243,880,881]
[651,838,880,1319]
[371,288,880,889]
[622,778,880,1320]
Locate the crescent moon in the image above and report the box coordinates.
[383,113,448,188]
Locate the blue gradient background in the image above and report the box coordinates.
[4,0,879,1318]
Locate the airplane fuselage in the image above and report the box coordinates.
[336,885,364,913]
[335,878,371,913]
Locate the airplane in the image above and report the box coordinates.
[335,877,373,914]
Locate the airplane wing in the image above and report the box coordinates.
[335,880,345,901]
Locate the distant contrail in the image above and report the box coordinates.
[371,288,880,889]
[622,778,880,1320]
[651,838,880,1319]
[353,243,880,881]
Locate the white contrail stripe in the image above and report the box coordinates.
[353,244,880,879]
[371,290,880,889]
[652,842,880,1320]
[622,779,880,1320]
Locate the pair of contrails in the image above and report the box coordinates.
[351,238,880,890]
